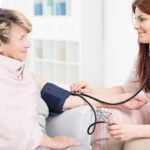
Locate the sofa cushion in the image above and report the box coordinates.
[46,106,95,147]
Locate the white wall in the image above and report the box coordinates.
[0,0,32,18]
[103,0,138,87]
[82,0,104,88]
[0,0,139,88]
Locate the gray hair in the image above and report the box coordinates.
[0,8,32,43]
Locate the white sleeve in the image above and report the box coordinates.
[123,63,150,98]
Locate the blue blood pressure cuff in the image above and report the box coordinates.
[41,82,71,115]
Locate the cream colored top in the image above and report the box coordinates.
[0,55,43,150]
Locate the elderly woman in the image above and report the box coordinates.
[0,8,82,150]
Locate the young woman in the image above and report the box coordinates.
[70,0,150,149]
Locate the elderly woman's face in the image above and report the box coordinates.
[0,24,31,61]
[134,7,150,43]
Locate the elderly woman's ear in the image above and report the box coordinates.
[0,40,4,53]
[0,41,2,52]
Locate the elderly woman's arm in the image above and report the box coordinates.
[38,77,148,112]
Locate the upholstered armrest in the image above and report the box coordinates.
[46,106,94,147]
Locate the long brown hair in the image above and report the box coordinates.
[132,0,150,92]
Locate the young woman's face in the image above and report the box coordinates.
[0,24,31,61]
[134,7,150,43]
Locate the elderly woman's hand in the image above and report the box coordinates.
[41,134,80,149]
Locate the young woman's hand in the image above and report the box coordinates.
[70,81,92,93]
[108,93,148,110]
[107,123,140,141]
[120,93,148,110]
[42,134,80,149]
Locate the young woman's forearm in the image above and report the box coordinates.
[92,86,125,95]
[137,125,150,138]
